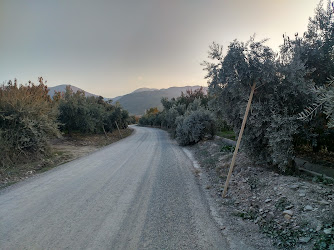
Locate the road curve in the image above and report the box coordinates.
[0,126,229,249]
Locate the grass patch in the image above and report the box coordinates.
[312,175,334,185]
[220,144,235,153]
[202,157,218,168]
[233,209,258,221]
[217,130,236,140]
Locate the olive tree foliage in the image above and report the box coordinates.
[299,0,334,86]
[139,88,215,145]
[321,77,334,128]
[175,107,215,146]
[164,107,180,128]
[0,78,60,165]
[57,88,99,133]
[203,37,312,170]
[281,0,334,152]
[57,86,129,134]
[106,103,130,130]
[162,87,209,130]
[175,98,215,146]
[299,76,334,128]
[138,107,160,126]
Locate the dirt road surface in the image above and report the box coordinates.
[0,126,229,249]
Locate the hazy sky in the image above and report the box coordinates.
[0,0,322,97]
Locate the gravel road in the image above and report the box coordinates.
[0,126,229,249]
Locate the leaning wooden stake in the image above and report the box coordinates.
[222,82,256,198]
[115,121,123,138]
[102,124,109,139]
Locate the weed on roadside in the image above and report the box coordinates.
[312,175,334,186]
[275,197,291,211]
[260,220,304,249]
[220,144,235,153]
[313,218,334,250]
[259,216,334,249]
[247,176,260,190]
[233,209,258,221]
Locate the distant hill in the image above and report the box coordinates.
[115,86,207,115]
[48,84,98,98]
[47,84,207,115]
[108,87,158,103]
[131,87,158,93]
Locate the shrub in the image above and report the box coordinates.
[176,109,215,145]
[0,78,59,165]
[139,89,215,146]
[164,107,179,129]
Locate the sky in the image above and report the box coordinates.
[0,0,323,98]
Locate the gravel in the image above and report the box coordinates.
[0,126,229,249]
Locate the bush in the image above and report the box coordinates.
[139,89,215,146]
[175,109,215,145]
[0,78,59,165]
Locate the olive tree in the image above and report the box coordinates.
[204,37,312,170]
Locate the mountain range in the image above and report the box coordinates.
[48,85,98,98]
[48,85,207,115]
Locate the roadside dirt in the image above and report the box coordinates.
[0,128,133,189]
[187,137,334,250]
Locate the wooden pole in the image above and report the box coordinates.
[102,124,109,139]
[115,121,122,138]
[222,82,256,198]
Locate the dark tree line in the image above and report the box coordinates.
[55,86,129,135]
